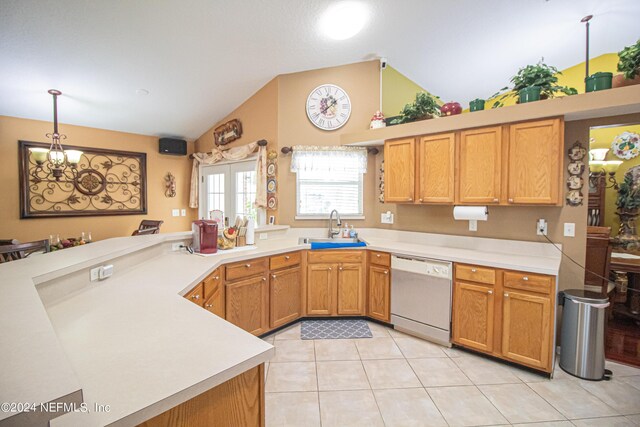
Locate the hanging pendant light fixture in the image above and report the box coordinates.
[29,89,82,180]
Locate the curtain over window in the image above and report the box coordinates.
[290,146,367,174]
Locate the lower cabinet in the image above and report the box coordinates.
[203,268,225,318]
[306,263,334,315]
[226,275,269,336]
[452,281,494,353]
[367,263,390,323]
[452,263,555,372]
[337,263,365,315]
[270,266,302,328]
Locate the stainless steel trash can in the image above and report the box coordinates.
[559,289,610,380]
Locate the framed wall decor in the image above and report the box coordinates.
[214,119,242,146]
[19,140,147,218]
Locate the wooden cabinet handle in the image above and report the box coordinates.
[471,268,477,273]
[245,264,251,268]
[284,255,290,260]
[504,292,509,297]
[522,276,529,281]
[487,290,493,295]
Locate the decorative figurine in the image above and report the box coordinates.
[370,111,386,129]
[440,101,462,116]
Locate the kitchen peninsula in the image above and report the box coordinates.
[0,227,561,426]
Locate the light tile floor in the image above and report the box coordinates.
[262,321,640,427]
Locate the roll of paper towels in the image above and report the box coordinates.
[453,206,488,221]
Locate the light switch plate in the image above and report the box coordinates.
[172,209,180,217]
[564,223,576,237]
[90,266,100,282]
[181,209,186,216]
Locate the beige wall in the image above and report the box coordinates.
[0,116,194,242]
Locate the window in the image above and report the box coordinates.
[293,147,366,218]
[200,159,258,224]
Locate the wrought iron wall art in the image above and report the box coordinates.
[19,140,147,218]
[165,172,176,198]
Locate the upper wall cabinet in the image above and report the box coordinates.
[507,119,563,205]
[384,138,416,203]
[383,117,564,206]
[417,133,456,204]
[457,126,503,205]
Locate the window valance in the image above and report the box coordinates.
[290,146,367,174]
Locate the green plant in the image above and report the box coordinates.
[618,39,640,80]
[491,60,577,108]
[616,173,640,211]
[390,92,441,125]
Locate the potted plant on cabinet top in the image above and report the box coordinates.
[614,173,640,250]
[491,60,578,108]
[389,92,441,125]
[614,39,640,88]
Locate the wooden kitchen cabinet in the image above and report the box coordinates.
[225,275,269,335]
[507,118,562,205]
[453,281,495,353]
[306,251,365,316]
[457,126,503,204]
[203,275,225,318]
[501,289,552,370]
[337,263,364,315]
[417,133,455,204]
[368,264,390,322]
[384,138,416,203]
[270,267,302,328]
[184,283,204,306]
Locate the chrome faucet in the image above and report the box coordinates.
[328,209,342,238]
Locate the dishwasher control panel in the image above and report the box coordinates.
[391,255,451,280]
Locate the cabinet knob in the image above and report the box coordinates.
[408,197,413,201]
[419,198,423,202]
[493,198,499,202]
[206,304,212,308]
[328,267,332,271]
[487,290,493,295]
[508,198,514,203]
[192,294,200,300]
[384,270,389,275]
[262,277,267,281]
[376,254,381,258]
[504,292,509,297]
[522,276,529,281]
[245,264,251,268]
[285,255,290,260]
[272,274,276,279]
[214,276,219,280]
[471,268,477,273]
[339,267,343,271]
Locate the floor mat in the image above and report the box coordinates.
[300,319,373,340]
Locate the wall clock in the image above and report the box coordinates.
[306,84,351,131]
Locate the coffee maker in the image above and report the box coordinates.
[192,220,218,254]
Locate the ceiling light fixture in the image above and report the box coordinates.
[29,90,82,180]
[319,1,369,40]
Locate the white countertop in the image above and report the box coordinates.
[0,227,561,426]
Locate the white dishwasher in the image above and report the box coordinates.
[391,255,452,346]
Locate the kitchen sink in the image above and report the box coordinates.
[298,237,366,244]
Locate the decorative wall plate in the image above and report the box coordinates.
[267,179,276,193]
[567,161,585,175]
[566,190,584,206]
[267,162,276,177]
[612,131,640,160]
[567,175,584,190]
[568,141,587,161]
[267,195,277,210]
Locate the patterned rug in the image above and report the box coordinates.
[301,319,373,340]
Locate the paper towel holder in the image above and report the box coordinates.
[453,206,489,232]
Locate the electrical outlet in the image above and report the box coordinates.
[469,220,478,231]
[536,218,548,236]
[259,233,268,240]
[171,242,182,251]
[564,223,576,237]
[90,266,100,282]
[181,209,186,216]
[172,209,180,217]
[99,264,114,280]
[381,211,394,224]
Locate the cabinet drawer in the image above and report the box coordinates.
[203,268,222,300]
[308,250,364,264]
[184,283,204,306]
[270,251,301,270]
[225,258,268,282]
[455,264,496,285]
[504,271,552,295]
[369,251,390,267]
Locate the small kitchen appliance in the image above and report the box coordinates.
[192,220,218,254]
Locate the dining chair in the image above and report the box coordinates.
[0,240,50,263]
[132,220,164,236]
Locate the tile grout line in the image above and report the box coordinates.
[312,339,323,427]
[356,335,388,427]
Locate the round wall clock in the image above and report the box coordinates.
[306,84,351,131]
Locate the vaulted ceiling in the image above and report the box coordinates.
[1,0,638,139]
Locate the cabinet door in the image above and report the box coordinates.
[307,264,334,315]
[225,275,269,335]
[458,126,502,204]
[384,138,416,203]
[203,278,225,318]
[417,133,455,203]
[508,118,562,205]
[270,267,302,329]
[368,265,390,322]
[337,263,364,315]
[502,290,552,371]
[184,283,204,307]
[452,281,495,353]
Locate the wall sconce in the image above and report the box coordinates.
[28,89,83,181]
[589,148,609,161]
[589,159,622,190]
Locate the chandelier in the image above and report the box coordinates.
[29,89,82,181]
